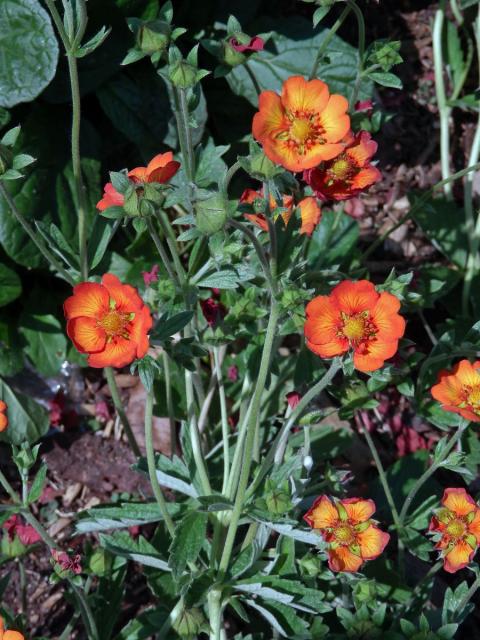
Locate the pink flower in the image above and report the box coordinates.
[230,36,264,53]
[95,400,111,423]
[142,264,160,286]
[227,365,238,382]
[3,515,42,545]
[286,391,302,409]
[355,100,374,116]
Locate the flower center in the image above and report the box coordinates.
[446,518,466,539]
[330,157,351,180]
[334,524,355,545]
[278,110,325,155]
[467,386,480,410]
[339,311,377,347]
[98,308,133,338]
[342,316,366,341]
[290,118,313,144]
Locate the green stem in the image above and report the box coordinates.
[433,1,452,200]
[228,219,276,295]
[18,559,27,618]
[214,347,230,494]
[155,210,186,284]
[67,51,89,279]
[186,368,212,495]
[144,387,176,538]
[399,423,468,525]
[0,183,75,285]
[221,161,242,198]
[361,162,480,261]
[208,588,223,640]
[247,358,342,499]
[309,4,352,79]
[392,560,443,626]
[179,88,196,182]
[146,216,179,285]
[0,468,20,502]
[162,350,176,456]
[348,0,366,107]
[218,302,280,575]
[357,413,401,530]
[172,88,193,183]
[104,367,141,458]
[244,62,262,97]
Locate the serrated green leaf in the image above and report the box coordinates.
[168,511,207,579]
[19,313,67,376]
[0,378,49,445]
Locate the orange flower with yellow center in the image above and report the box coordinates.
[431,359,480,423]
[0,401,7,432]
[0,617,24,640]
[303,130,381,201]
[304,280,405,372]
[429,488,480,573]
[304,495,390,572]
[97,151,180,211]
[64,274,153,369]
[252,76,350,172]
[240,188,321,236]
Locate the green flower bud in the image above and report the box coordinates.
[122,188,142,217]
[222,40,246,67]
[137,20,171,54]
[196,193,228,235]
[0,144,13,175]
[169,60,198,89]
[1,534,26,558]
[241,146,283,181]
[172,606,205,638]
[142,182,166,207]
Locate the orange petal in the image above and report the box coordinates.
[304,495,339,529]
[146,151,173,172]
[298,197,321,236]
[306,337,347,358]
[130,306,153,359]
[454,359,480,388]
[357,525,390,560]
[318,94,350,143]
[431,367,467,409]
[88,337,137,369]
[371,291,405,340]
[468,509,480,543]
[281,76,329,114]
[442,488,477,516]
[328,546,363,573]
[4,632,26,640]
[444,540,476,573]
[128,166,148,183]
[0,400,6,412]
[240,188,263,205]
[351,166,382,190]
[298,142,346,169]
[0,413,8,432]
[244,213,269,232]
[346,131,378,166]
[101,274,143,312]
[331,280,378,315]
[252,91,286,141]
[353,337,399,372]
[96,183,124,211]
[304,295,340,345]
[67,317,106,354]
[341,498,376,523]
[64,283,110,320]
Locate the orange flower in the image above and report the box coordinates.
[304,280,405,372]
[252,76,350,172]
[304,495,389,572]
[303,130,382,201]
[96,152,180,211]
[429,488,480,573]
[431,360,480,423]
[240,188,321,236]
[0,616,24,640]
[0,401,7,432]
[64,274,153,369]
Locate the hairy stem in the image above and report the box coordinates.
[309,4,352,80]
[433,1,452,199]
[214,347,231,493]
[146,216,179,285]
[104,367,141,458]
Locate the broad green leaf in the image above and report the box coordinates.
[19,313,67,376]
[168,511,207,579]
[197,269,240,290]
[368,71,403,89]
[76,501,180,534]
[0,378,49,444]
[0,0,59,108]
[28,463,48,504]
[307,210,359,269]
[0,263,21,306]
[100,531,170,570]
[227,17,372,107]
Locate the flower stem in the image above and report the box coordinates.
[347,0,366,107]
[218,301,280,575]
[228,219,276,295]
[399,423,468,525]
[146,216,179,286]
[144,386,176,538]
[221,161,243,198]
[244,62,262,97]
[0,468,20,502]
[162,350,177,456]
[208,588,223,640]
[0,183,76,285]
[155,210,186,285]
[247,358,342,499]
[104,367,141,458]
[214,346,230,494]
[457,574,480,612]
[433,1,452,200]
[186,368,212,495]
[309,4,352,80]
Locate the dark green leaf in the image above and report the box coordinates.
[0,379,49,445]
[28,463,48,504]
[168,511,207,579]
[19,313,67,376]
[0,262,21,306]
[368,71,403,89]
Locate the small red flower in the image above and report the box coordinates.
[97,152,180,211]
[230,36,264,53]
[64,273,153,369]
[431,359,480,423]
[142,264,160,286]
[355,100,374,116]
[286,391,302,409]
[200,298,227,327]
[227,365,238,382]
[304,495,389,572]
[0,400,7,432]
[51,549,82,575]
[303,131,381,201]
[3,515,42,546]
[429,488,480,573]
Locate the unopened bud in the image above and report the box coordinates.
[137,20,171,54]
[196,193,228,235]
